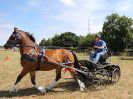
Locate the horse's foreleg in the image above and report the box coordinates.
[9,68,28,93]
[30,71,36,85]
[45,67,62,91]
[30,71,46,94]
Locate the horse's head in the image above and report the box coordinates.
[4,27,21,49]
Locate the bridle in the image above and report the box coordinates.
[7,32,20,48]
[7,31,36,48]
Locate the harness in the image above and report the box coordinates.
[19,43,87,75]
[21,47,45,70]
[20,47,88,75]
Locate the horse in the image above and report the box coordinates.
[4,27,85,94]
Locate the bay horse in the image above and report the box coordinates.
[4,27,85,94]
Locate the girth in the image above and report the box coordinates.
[36,47,45,70]
[21,54,35,62]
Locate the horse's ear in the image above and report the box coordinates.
[14,27,18,31]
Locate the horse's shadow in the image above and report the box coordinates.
[0,87,40,98]
[0,79,79,98]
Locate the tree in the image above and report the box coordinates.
[39,38,52,46]
[78,35,85,47]
[102,13,133,52]
[127,33,133,50]
[39,33,96,48]
[52,32,79,47]
[39,38,46,46]
[51,34,61,46]
[78,34,95,48]
[84,34,95,47]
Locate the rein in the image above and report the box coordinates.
[44,55,89,75]
[14,45,37,48]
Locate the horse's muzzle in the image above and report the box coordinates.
[4,43,12,49]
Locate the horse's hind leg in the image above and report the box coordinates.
[9,68,28,93]
[30,71,46,94]
[76,78,85,91]
[71,71,85,91]
[45,67,62,91]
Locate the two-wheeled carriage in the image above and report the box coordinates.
[78,50,121,90]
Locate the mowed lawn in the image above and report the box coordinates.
[0,50,133,99]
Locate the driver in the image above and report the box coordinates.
[89,34,107,64]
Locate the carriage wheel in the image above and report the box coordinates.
[111,67,121,84]
[92,69,109,90]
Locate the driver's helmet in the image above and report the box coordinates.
[95,34,101,38]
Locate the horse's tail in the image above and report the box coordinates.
[72,52,80,69]
[71,52,87,80]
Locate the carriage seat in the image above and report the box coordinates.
[98,49,111,64]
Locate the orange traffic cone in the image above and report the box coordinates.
[4,56,11,61]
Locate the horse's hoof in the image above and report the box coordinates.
[79,83,85,92]
[80,88,84,92]
[39,87,46,94]
[80,86,85,92]
[9,86,18,93]
[9,87,19,93]
[45,86,52,91]
[35,86,46,94]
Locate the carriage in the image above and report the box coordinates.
[78,49,121,90]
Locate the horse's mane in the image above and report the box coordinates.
[18,30,36,43]
[26,32,36,43]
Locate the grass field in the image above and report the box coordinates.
[0,50,133,99]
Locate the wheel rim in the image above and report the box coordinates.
[112,68,121,84]
[92,69,109,90]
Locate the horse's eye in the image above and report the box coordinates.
[10,35,16,40]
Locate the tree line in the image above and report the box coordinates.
[39,13,133,52]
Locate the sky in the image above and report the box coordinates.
[0,0,133,45]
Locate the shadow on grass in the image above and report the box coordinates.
[0,78,117,98]
[0,87,41,98]
[0,80,79,98]
[55,80,79,91]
